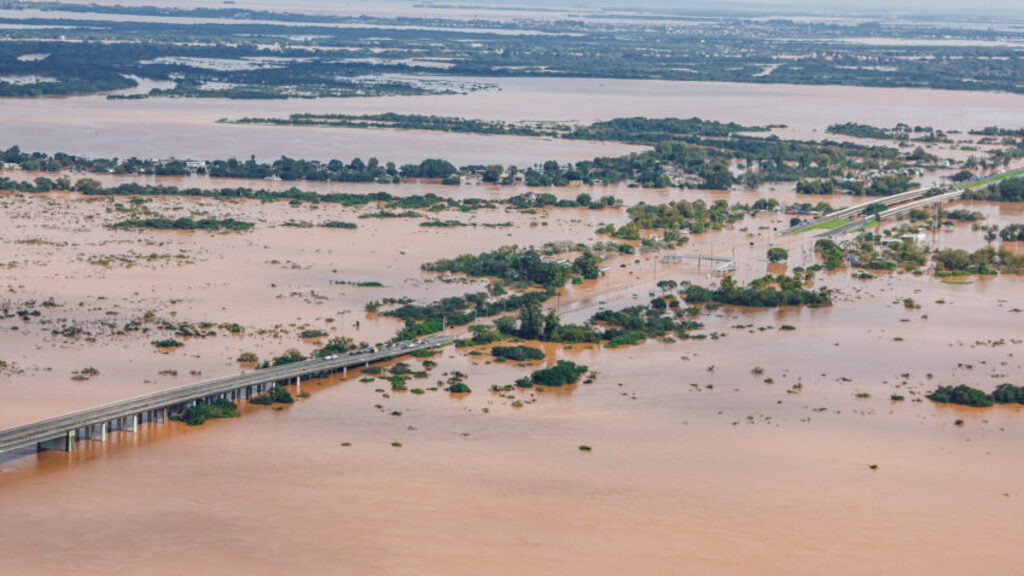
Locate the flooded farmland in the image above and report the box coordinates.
[1,38,1024,573]
[2,77,1024,164]
[1,159,1023,574]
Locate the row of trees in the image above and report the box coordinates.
[422,246,601,289]
[933,247,1024,275]
[926,384,1024,408]
[684,275,832,308]
[963,178,1024,203]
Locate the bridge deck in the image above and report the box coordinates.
[817,189,966,238]
[0,335,454,454]
[783,186,937,235]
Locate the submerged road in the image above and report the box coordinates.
[0,334,455,455]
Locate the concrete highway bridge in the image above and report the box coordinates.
[816,188,967,238]
[785,168,1024,239]
[0,334,454,456]
[783,186,939,235]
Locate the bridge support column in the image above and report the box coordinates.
[343,366,347,378]
[128,414,138,433]
[296,376,301,395]
[82,422,108,442]
[39,430,76,452]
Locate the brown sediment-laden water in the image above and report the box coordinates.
[1,79,1024,574]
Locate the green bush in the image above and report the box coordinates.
[767,247,789,262]
[272,349,306,366]
[179,399,239,426]
[992,383,1024,404]
[491,345,545,361]
[250,387,294,405]
[927,385,993,407]
[530,361,588,387]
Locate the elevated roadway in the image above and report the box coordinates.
[0,334,454,455]
[783,186,939,235]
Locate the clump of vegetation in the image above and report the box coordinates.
[237,352,259,363]
[111,217,254,232]
[603,198,744,241]
[683,275,832,308]
[299,329,327,339]
[177,399,239,426]
[270,349,306,366]
[992,384,1024,404]
[933,247,1024,276]
[927,385,994,407]
[815,239,845,270]
[962,177,1024,203]
[491,345,546,361]
[455,324,505,347]
[589,303,701,347]
[527,361,588,387]
[151,339,184,349]
[315,336,355,357]
[321,221,357,229]
[766,247,789,262]
[250,387,295,405]
[423,246,579,288]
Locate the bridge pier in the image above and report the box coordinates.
[81,422,108,442]
[343,366,347,378]
[39,430,76,452]
[296,376,301,395]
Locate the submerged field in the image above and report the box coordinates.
[1,164,1023,573]
[1,61,1024,574]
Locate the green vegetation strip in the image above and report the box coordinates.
[961,168,1024,190]
[802,218,853,232]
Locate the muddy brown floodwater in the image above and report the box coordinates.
[1,87,1024,573]
[3,76,1024,164]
